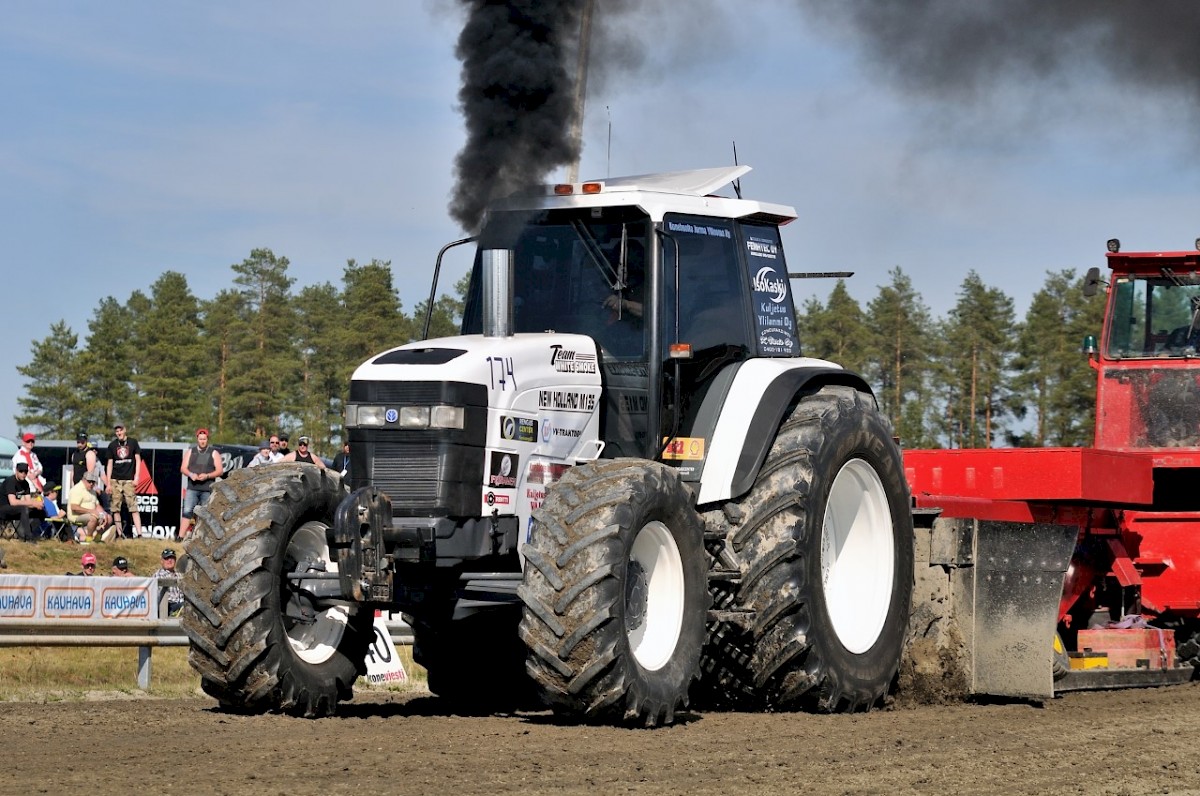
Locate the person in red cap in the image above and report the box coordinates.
[76,551,98,576]
[13,433,46,493]
[179,427,223,539]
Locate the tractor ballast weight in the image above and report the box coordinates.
[180,167,915,725]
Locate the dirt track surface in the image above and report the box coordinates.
[5,684,1200,795]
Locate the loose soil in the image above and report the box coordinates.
[4,683,1198,795]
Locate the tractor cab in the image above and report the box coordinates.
[460,166,802,476]
[1092,247,1200,453]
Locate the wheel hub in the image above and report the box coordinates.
[625,560,648,632]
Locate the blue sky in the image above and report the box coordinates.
[3,2,1197,436]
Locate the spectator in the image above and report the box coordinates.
[0,462,46,542]
[106,422,144,539]
[67,472,112,543]
[283,435,325,468]
[13,433,46,493]
[179,428,223,539]
[331,442,351,477]
[39,481,68,540]
[72,551,98,576]
[276,434,291,458]
[67,432,95,490]
[0,546,7,569]
[155,548,184,616]
[248,440,278,467]
[111,555,133,577]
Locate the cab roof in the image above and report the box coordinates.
[489,166,798,226]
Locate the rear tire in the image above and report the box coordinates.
[519,459,708,726]
[700,385,913,711]
[180,464,373,717]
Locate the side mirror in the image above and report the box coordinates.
[1082,267,1102,298]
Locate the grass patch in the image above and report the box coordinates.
[0,538,426,700]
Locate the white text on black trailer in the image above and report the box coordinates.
[180,167,914,726]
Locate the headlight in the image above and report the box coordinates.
[399,406,430,428]
[357,405,387,427]
[430,405,465,430]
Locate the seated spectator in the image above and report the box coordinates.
[67,473,113,543]
[155,548,184,616]
[40,481,69,540]
[111,555,133,577]
[0,462,46,542]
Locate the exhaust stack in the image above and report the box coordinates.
[481,248,515,338]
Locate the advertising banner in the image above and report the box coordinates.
[0,574,159,620]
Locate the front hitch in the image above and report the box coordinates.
[329,486,393,603]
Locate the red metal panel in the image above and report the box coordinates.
[1120,512,1200,615]
[904,448,1154,506]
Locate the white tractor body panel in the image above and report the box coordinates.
[696,356,844,505]
[352,332,603,545]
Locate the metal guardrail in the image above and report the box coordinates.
[0,618,413,689]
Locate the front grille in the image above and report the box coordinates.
[371,443,440,506]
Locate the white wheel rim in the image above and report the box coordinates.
[285,520,350,665]
[820,458,895,655]
[625,520,686,672]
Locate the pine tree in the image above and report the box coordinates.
[75,297,137,433]
[223,248,298,440]
[15,321,86,435]
[1013,270,1105,446]
[940,271,1019,448]
[339,258,412,385]
[133,272,205,440]
[796,280,870,375]
[294,281,345,446]
[867,268,934,445]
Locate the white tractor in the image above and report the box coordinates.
[180,166,913,726]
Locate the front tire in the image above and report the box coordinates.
[180,464,373,717]
[519,459,708,726]
[701,384,914,711]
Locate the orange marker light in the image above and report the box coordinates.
[554,184,573,195]
[669,343,693,359]
[581,182,602,194]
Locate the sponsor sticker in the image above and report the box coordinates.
[488,451,519,488]
[549,344,597,374]
[485,492,510,507]
[662,437,706,461]
[501,415,538,443]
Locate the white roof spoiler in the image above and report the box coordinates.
[587,166,752,197]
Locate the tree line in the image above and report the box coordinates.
[797,268,1103,448]
[15,250,1102,450]
[16,249,466,449]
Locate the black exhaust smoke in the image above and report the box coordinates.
[450,1,584,233]
[795,2,1200,111]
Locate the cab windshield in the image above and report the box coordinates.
[1106,272,1200,358]
[461,208,649,359]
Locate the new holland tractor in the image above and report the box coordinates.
[180,166,914,726]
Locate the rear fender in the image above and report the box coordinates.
[695,359,874,504]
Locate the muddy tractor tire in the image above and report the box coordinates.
[180,464,374,718]
[519,459,708,727]
[701,384,914,711]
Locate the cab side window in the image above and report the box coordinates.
[662,215,751,353]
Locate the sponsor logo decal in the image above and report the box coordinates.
[662,437,706,461]
[541,419,552,443]
[549,345,597,374]
[385,408,399,424]
[753,266,788,303]
[488,452,519,488]
[501,415,538,443]
[526,461,571,485]
[485,492,510,507]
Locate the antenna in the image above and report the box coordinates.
[606,105,612,178]
[731,141,742,199]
